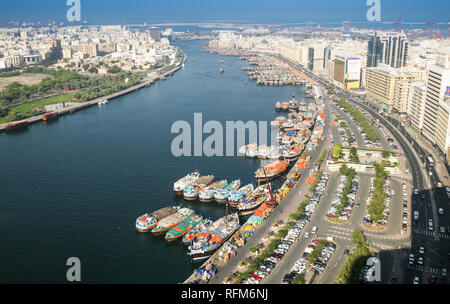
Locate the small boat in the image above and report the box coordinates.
[281,102,289,111]
[182,219,214,245]
[214,189,230,203]
[212,178,240,203]
[255,160,289,182]
[275,101,281,111]
[245,145,258,158]
[282,144,304,162]
[194,175,215,188]
[42,112,58,121]
[237,185,270,213]
[135,206,178,232]
[228,184,254,207]
[239,143,257,156]
[188,213,240,261]
[288,99,299,111]
[98,99,109,105]
[198,179,228,203]
[225,179,241,192]
[174,171,200,195]
[151,207,195,235]
[165,214,203,242]
[5,120,28,132]
[219,68,224,74]
[183,185,201,201]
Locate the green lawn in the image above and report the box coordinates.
[0,94,79,123]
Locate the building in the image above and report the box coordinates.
[62,48,72,59]
[308,43,325,73]
[422,61,450,155]
[407,82,427,131]
[147,27,161,42]
[367,32,408,68]
[23,53,41,65]
[365,65,422,110]
[435,94,450,157]
[78,43,98,57]
[333,56,361,89]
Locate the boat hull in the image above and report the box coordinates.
[184,195,199,201]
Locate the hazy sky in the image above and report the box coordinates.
[2,0,449,24]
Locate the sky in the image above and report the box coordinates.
[1,0,449,25]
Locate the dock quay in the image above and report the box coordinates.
[0,53,187,133]
[183,100,327,284]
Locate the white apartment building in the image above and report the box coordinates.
[422,60,450,156]
[407,82,427,131]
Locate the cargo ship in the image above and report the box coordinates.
[255,160,289,182]
[5,120,28,132]
[151,207,195,235]
[228,184,254,207]
[135,206,178,232]
[182,219,214,245]
[174,171,200,195]
[164,214,203,242]
[42,112,58,121]
[187,213,240,261]
[199,179,227,203]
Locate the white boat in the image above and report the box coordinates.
[98,99,109,105]
[214,189,230,203]
[174,171,200,195]
[183,185,200,201]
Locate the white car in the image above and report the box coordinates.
[419,246,425,254]
[428,219,434,231]
[304,232,310,238]
[413,276,419,284]
[438,208,444,215]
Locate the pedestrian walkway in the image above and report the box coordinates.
[413,228,450,240]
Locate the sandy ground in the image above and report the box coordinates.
[0,73,51,91]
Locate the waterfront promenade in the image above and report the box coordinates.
[0,54,186,132]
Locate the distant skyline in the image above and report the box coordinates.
[1,0,449,25]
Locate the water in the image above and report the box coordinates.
[0,40,305,283]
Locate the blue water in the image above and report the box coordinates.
[0,40,306,283]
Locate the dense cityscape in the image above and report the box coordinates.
[0,1,449,290]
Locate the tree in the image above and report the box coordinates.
[382,150,391,159]
[332,143,343,159]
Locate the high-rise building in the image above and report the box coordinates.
[308,43,325,73]
[422,61,450,154]
[367,32,408,68]
[407,82,427,131]
[147,27,161,42]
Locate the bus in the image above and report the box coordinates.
[427,156,435,168]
